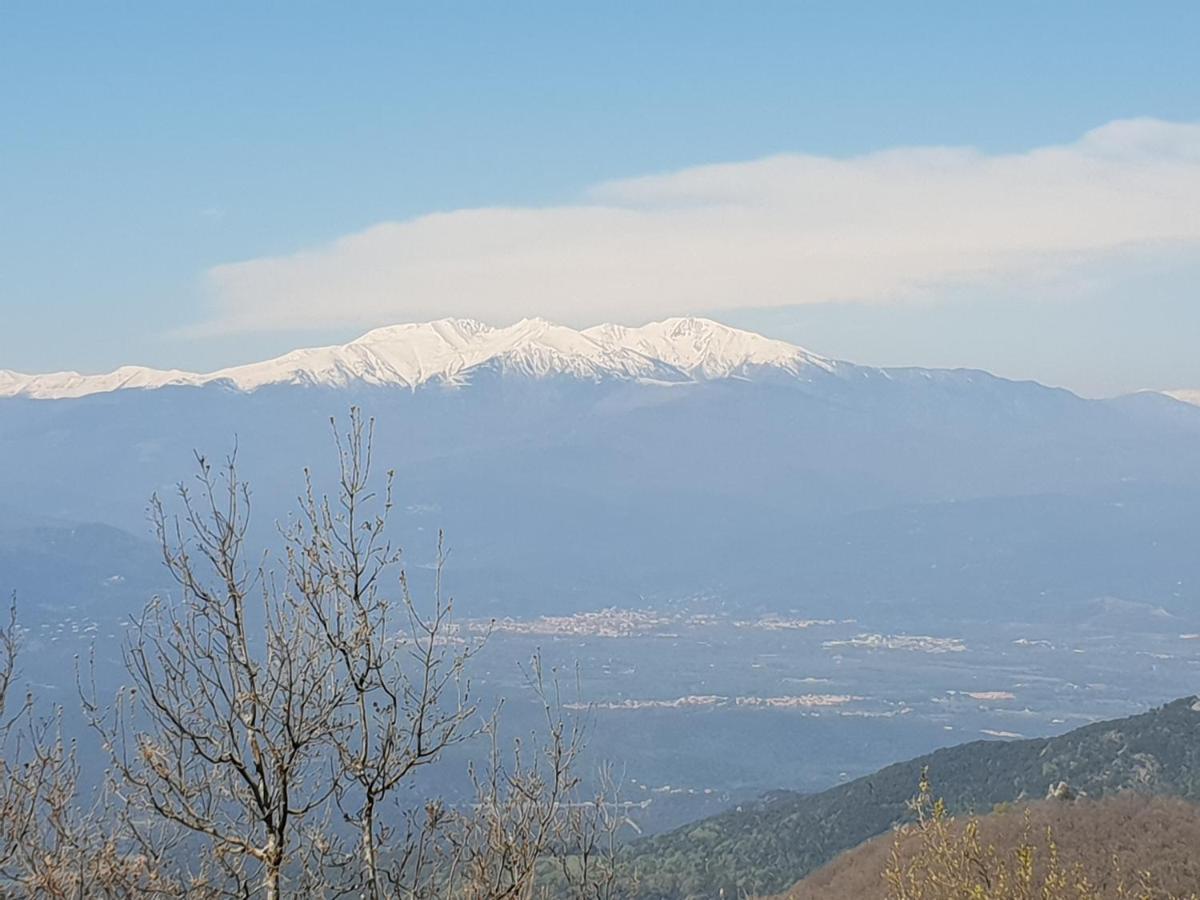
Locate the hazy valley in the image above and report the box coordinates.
[4,318,1200,850]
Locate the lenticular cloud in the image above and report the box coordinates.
[199,118,1200,335]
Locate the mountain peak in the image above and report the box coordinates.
[585,318,835,379]
[0,317,838,400]
[352,318,492,347]
[658,315,733,334]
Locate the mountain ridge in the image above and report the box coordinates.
[6,314,1195,406]
[624,697,1200,898]
[0,316,842,400]
[1166,388,1200,406]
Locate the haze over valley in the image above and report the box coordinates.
[6,6,1200,895]
[4,317,1200,841]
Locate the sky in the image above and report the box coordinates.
[2,2,1199,396]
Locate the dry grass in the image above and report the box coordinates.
[777,787,1200,900]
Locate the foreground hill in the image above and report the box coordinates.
[778,794,1200,899]
[624,697,1200,898]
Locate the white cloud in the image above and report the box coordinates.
[197,119,1200,335]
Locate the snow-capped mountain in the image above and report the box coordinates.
[1165,389,1200,407]
[0,317,839,400]
[3,313,1200,624]
[582,318,838,380]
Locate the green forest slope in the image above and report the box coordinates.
[624,697,1200,899]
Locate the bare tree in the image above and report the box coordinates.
[0,596,14,724]
[0,595,31,883]
[2,599,187,899]
[433,655,632,900]
[285,410,485,899]
[282,412,633,899]
[554,763,631,900]
[83,454,347,899]
[0,598,69,893]
[59,410,633,899]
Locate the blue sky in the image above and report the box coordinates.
[2,2,1199,395]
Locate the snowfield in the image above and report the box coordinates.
[0,316,840,399]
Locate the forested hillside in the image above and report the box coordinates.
[624,698,1200,898]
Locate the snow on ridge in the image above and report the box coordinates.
[1164,389,1200,407]
[0,365,205,400]
[0,370,30,392]
[0,317,838,400]
[585,316,837,379]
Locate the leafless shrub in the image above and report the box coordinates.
[285,409,486,898]
[53,408,632,899]
[429,655,633,900]
[81,452,349,898]
[2,600,190,898]
[782,771,1200,900]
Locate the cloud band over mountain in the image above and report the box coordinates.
[197,119,1200,335]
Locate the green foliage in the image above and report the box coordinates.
[622,698,1200,899]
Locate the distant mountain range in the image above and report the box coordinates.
[623,697,1200,899]
[0,317,839,398]
[5,314,1194,404]
[2,317,1200,623]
